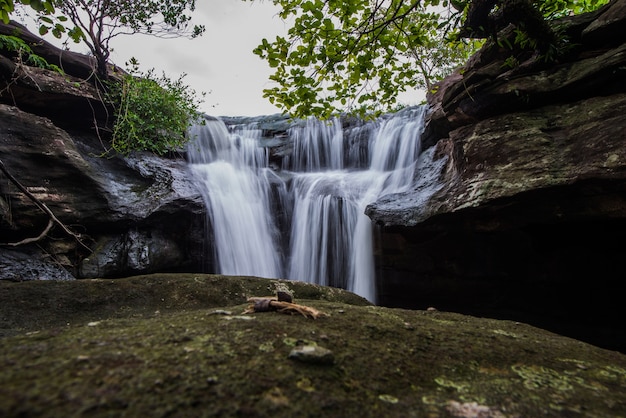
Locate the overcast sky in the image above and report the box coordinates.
[22,1,424,117]
[107,1,288,117]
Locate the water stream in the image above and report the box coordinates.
[187,107,433,303]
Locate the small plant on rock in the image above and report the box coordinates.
[106,58,204,156]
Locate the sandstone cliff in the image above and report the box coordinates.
[0,21,207,282]
[366,0,626,352]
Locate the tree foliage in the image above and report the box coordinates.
[33,0,205,78]
[1,0,54,23]
[252,0,609,119]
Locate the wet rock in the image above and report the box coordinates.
[0,248,74,281]
[0,102,205,280]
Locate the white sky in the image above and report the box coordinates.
[108,1,288,117]
[20,1,425,117]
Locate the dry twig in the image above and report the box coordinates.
[0,158,92,252]
[243,292,328,320]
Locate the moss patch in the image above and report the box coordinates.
[1,274,625,417]
[0,273,370,336]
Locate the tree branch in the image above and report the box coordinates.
[0,158,92,252]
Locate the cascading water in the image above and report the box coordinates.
[187,120,283,278]
[187,106,435,303]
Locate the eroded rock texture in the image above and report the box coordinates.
[0,22,206,282]
[366,0,626,352]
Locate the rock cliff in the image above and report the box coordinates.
[366,0,626,352]
[0,21,207,282]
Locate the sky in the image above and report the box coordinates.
[19,1,425,117]
[108,1,288,117]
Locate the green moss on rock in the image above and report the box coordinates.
[1,274,625,417]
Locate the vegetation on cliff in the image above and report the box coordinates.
[105,58,204,156]
[1,1,205,157]
[0,31,60,71]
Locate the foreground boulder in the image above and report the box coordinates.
[1,275,624,417]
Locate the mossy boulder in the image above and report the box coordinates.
[1,274,625,417]
[0,274,370,336]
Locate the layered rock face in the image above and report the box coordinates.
[0,22,206,282]
[366,0,626,351]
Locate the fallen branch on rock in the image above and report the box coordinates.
[0,158,92,252]
[243,291,328,319]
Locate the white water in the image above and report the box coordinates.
[187,121,282,278]
[187,106,437,303]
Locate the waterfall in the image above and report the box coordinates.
[187,120,283,278]
[187,106,435,303]
[283,117,344,171]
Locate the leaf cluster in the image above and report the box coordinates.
[253,0,610,119]
[0,0,54,23]
[106,59,204,156]
[537,0,609,18]
[0,33,62,72]
[253,0,476,119]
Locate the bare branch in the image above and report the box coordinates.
[2,219,54,246]
[0,158,92,252]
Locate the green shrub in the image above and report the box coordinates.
[107,59,204,156]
